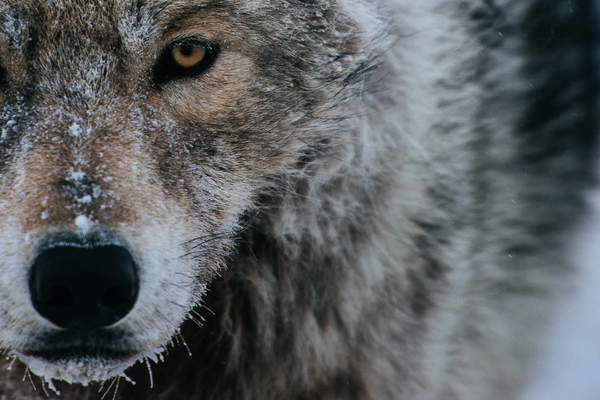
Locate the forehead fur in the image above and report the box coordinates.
[0,0,365,44]
[0,1,151,48]
[0,0,366,70]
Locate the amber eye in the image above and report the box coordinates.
[171,43,207,69]
[153,39,219,84]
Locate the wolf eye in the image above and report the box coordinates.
[154,40,219,84]
[172,43,207,69]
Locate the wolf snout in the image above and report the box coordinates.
[29,242,139,330]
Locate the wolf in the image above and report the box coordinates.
[0,0,597,399]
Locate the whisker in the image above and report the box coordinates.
[112,377,120,400]
[179,334,192,357]
[199,303,215,316]
[6,355,16,370]
[190,309,206,322]
[40,377,50,397]
[145,357,154,389]
[22,366,37,391]
[100,377,118,400]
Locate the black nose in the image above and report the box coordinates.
[29,244,139,330]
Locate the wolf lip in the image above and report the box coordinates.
[25,347,135,364]
[23,328,137,363]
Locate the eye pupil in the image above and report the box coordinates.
[180,44,193,56]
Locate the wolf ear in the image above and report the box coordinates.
[153,39,219,84]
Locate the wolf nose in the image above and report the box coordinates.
[29,245,139,330]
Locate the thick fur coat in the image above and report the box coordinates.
[0,0,597,399]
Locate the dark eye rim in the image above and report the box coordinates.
[153,39,219,84]
[0,66,6,88]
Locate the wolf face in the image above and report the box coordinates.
[0,0,598,398]
[0,0,364,385]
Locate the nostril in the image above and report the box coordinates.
[45,285,75,308]
[103,285,133,308]
[29,243,139,330]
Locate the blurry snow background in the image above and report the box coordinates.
[519,186,600,399]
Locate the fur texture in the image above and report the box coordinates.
[0,0,597,399]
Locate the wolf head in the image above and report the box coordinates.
[0,0,370,385]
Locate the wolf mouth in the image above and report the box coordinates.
[26,347,135,364]
[23,328,137,363]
